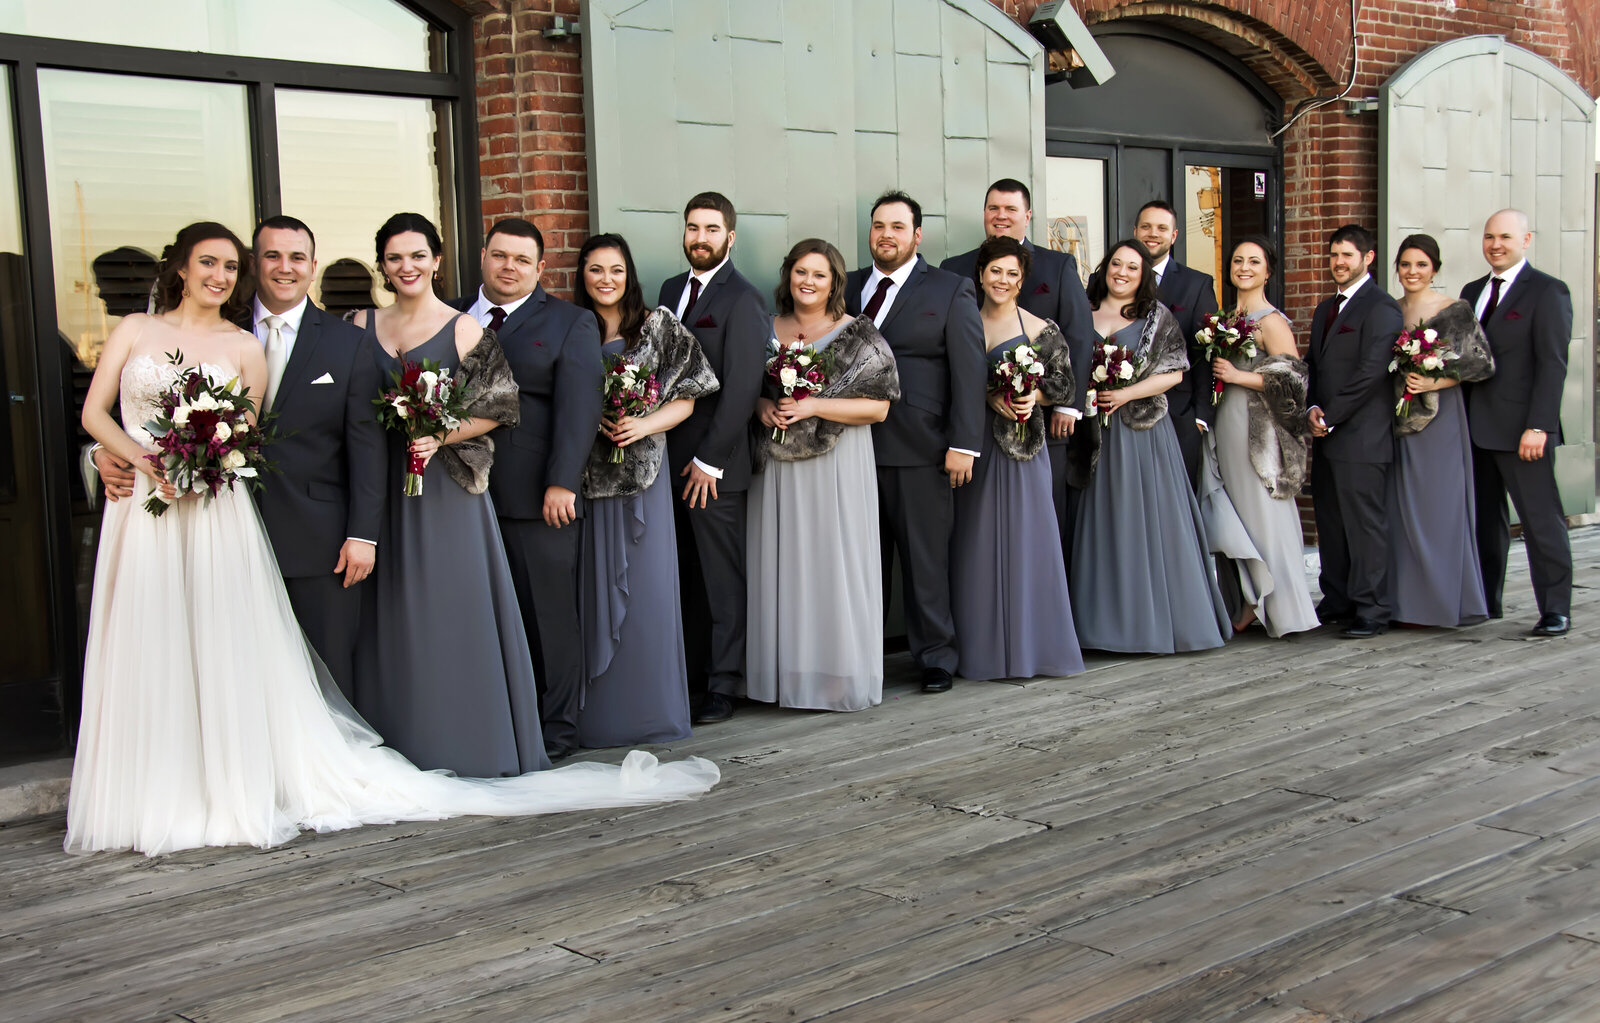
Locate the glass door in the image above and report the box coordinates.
[1181,156,1277,309]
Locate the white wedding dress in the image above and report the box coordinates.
[65,355,719,857]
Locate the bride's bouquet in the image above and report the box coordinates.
[1389,323,1458,419]
[599,353,661,463]
[764,339,832,442]
[372,358,472,496]
[1195,312,1259,405]
[1085,342,1139,428]
[140,350,272,517]
[988,343,1045,443]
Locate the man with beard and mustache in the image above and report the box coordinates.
[847,190,986,693]
[658,191,767,724]
[1134,199,1219,488]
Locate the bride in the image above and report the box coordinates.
[68,221,718,857]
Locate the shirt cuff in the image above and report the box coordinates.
[1053,407,1082,420]
[1194,416,1209,430]
[346,537,377,547]
[950,447,981,458]
[691,457,724,480]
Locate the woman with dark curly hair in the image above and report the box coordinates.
[1070,239,1229,653]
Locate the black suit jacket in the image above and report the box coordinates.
[847,256,986,467]
[1305,277,1404,464]
[941,239,1095,416]
[1157,257,1220,424]
[454,287,603,519]
[656,262,768,492]
[255,300,387,578]
[1461,264,1571,451]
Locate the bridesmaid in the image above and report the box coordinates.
[1070,240,1230,653]
[574,234,719,746]
[354,212,548,776]
[747,239,899,710]
[1388,233,1495,626]
[950,236,1084,680]
[1207,237,1318,637]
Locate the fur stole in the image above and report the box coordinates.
[754,316,901,468]
[440,327,520,495]
[991,320,1075,462]
[1066,302,1187,487]
[1394,299,1495,437]
[1244,353,1311,498]
[582,308,720,499]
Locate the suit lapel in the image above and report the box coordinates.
[879,257,927,333]
[1486,268,1533,327]
[500,286,545,340]
[272,302,323,414]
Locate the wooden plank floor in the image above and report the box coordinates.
[3,528,1599,1023]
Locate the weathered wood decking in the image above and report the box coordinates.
[3,529,1599,1022]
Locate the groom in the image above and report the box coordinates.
[94,215,387,698]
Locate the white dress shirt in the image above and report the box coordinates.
[1473,258,1526,320]
[1150,253,1172,284]
[466,286,534,328]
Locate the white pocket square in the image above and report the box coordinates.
[310,372,335,384]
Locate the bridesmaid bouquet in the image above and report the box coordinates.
[1195,312,1259,405]
[1389,324,1458,419]
[372,358,471,496]
[1085,342,1138,428]
[764,339,833,442]
[989,343,1045,443]
[599,353,661,463]
[140,350,272,517]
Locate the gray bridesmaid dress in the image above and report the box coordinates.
[1071,319,1231,653]
[358,318,551,777]
[578,337,694,746]
[951,326,1084,680]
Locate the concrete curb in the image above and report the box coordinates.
[0,758,72,825]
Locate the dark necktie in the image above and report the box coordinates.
[487,305,507,332]
[1322,292,1345,338]
[863,276,894,323]
[683,277,702,319]
[1479,276,1504,326]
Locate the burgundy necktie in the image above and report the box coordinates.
[487,305,507,332]
[683,277,702,319]
[863,276,894,323]
[1322,292,1345,339]
[1479,276,1504,326]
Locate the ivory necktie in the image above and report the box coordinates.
[683,277,702,320]
[263,314,287,411]
[1479,276,1504,326]
[863,276,895,323]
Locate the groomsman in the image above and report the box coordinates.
[1134,199,1219,487]
[853,190,986,692]
[95,215,387,698]
[1306,224,1404,639]
[456,217,602,759]
[658,192,767,724]
[1462,209,1573,635]
[942,178,1094,570]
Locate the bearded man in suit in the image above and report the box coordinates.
[1462,208,1573,636]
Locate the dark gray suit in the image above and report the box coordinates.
[848,256,986,673]
[657,261,767,700]
[254,300,387,700]
[1305,277,1404,623]
[1461,264,1573,617]
[1156,257,1220,486]
[941,239,1094,567]
[455,286,602,752]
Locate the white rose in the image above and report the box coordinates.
[1423,328,1438,342]
[234,421,248,436]
[172,405,191,426]
[213,421,232,443]
[1092,365,1109,383]
[1117,361,1135,381]
[779,367,798,389]
[796,354,812,367]
[1014,345,1035,363]
[192,393,220,411]
[222,449,247,470]
[1421,355,1443,371]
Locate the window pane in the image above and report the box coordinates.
[1185,164,1224,297]
[276,89,454,311]
[1045,156,1105,288]
[0,0,439,73]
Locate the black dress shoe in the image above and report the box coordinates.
[1317,604,1355,625]
[1339,616,1388,639]
[693,693,735,724]
[545,744,575,763]
[1531,612,1570,637]
[921,667,954,693]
